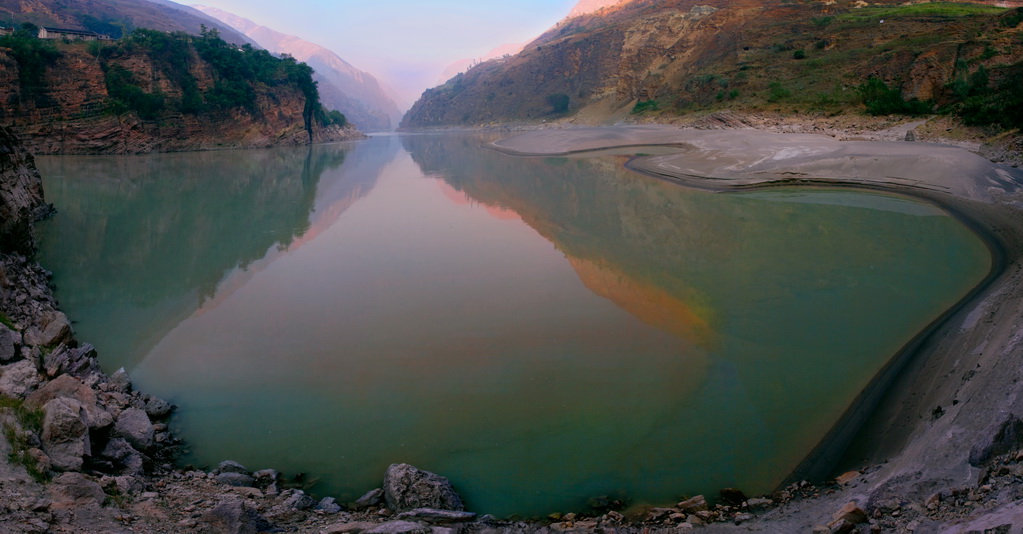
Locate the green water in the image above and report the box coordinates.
[36,134,990,516]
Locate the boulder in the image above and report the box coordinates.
[382,464,464,512]
[0,358,40,398]
[112,408,154,450]
[354,488,385,509]
[26,374,112,429]
[39,311,71,347]
[216,460,250,475]
[0,323,17,362]
[678,495,708,513]
[48,472,105,509]
[200,498,270,534]
[41,396,90,471]
[144,396,173,419]
[316,496,343,514]
[43,343,100,379]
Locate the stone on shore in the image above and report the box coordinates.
[41,396,91,471]
[383,463,464,512]
[0,358,40,398]
[0,323,17,361]
[364,520,432,534]
[354,487,385,509]
[678,495,708,513]
[201,498,270,534]
[48,472,105,509]
[395,508,476,523]
[26,374,113,429]
[112,407,154,450]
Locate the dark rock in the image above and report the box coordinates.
[0,125,48,255]
[0,323,16,362]
[0,359,40,398]
[970,414,1023,467]
[678,495,709,513]
[98,438,144,475]
[112,408,154,450]
[217,460,250,475]
[382,463,464,512]
[144,396,173,419]
[316,497,344,514]
[201,498,271,534]
[268,489,317,519]
[719,488,747,507]
[395,508,476,523]
[905,130,916,142]
[108,367,131,393]
[217,473,256,487]
[43,343,99,379]
[41,396,90,471]
[253,469,279,482]
[355,488,385,509]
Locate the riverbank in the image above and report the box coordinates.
[3,121,1023,533]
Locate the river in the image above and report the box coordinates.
[35,133,991,516]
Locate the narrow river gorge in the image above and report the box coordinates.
[34,133,990,517]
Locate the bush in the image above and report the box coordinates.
[547,93,570,113]
[767,82,791,102]
[793,49,806,60]
[0,26,62,105]
[954,62,1023,129]
[632,99,660,113]
[856,77,931,115]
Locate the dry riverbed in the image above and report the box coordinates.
[3,121,1023,533]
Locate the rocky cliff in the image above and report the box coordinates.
[0,127,48,255]
[401,0,1023,128]
[0,31,362,154]
[194,5,404,132]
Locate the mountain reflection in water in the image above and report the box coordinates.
[37,134,989,516]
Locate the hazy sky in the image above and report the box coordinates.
[189,0,577,106]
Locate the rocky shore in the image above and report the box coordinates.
[3,118,1023,533]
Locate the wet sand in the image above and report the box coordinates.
[493,126,1023,531]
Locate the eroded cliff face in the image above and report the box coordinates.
[0,126,48,254]
[0,45,361,154]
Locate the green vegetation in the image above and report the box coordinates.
[949,62,1023,129]
[1,395,47,482]
[857,77,932,116]
[0,24,62,106]
[1001,7,1023,28]
[81,26,341,128]
[632,99,660,114]
[547,93,570,114]
[767,82,791,102]
[835,2,1006,24]
[0,312,14,329]
[793,49,806,60]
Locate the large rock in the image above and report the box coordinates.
[26,374,113,429]
[41,397,91,471]
[0,358,41,398]
[48,472,105,509]
[200,498,270,534]
[112,407,154,450]
[382,464,464,513]
[39,311,71,347]
[0,323,17,362]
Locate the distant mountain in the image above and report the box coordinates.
[439,43,526,86]
[0,0,253,45]
[194,5,403,132]
[402,0,1023,129]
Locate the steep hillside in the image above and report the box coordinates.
[194,5,404,132]
[0,0,253,45]
[402,0,1023,129]
[0,28,360,154]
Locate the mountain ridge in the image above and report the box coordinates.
[193,5,404,131]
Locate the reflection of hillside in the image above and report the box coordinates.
[36,139,391,370]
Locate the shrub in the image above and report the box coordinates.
[767,82,791,102]
[547,93,570,113]
[857,77,931,115]
[632,99,660,113]
[793,49,806,60]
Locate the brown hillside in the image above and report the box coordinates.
[401,0,1023,128]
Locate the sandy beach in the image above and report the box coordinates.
[494,125,1023,532]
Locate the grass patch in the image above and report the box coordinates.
[835,3,1006,24]
[632,99,660,114]
[1,395,47,482]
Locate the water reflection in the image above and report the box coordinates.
[37,139,389,367]
[36,134,990,517]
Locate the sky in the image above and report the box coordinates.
[188,0,578,107]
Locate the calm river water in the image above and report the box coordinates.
[36,134,990,516]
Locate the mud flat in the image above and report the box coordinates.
[494,125,1023,532]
